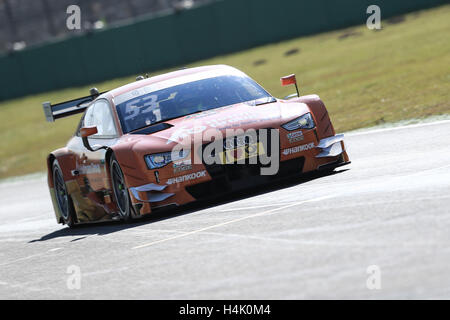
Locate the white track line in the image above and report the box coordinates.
[132,194,336,249]
[218,203,289,212]
[0,252,47,267]
[404,163,450,176]
[346,119,450,137]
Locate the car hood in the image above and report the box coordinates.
[122,100,310,153]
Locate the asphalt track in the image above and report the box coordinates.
[0,120,449,299]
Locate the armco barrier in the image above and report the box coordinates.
[0,0,446,101]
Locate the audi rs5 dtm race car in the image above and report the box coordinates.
[43,65,350,227]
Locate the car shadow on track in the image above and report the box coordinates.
[29,168,349,243]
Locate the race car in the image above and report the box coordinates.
[42,65,349,227]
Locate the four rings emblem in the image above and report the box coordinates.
[223,135,255,150]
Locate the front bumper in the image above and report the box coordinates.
[315,134,345,158]
[128,133,349,214]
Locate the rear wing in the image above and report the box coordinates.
[42,89,106,122]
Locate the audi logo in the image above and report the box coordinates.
[223,135,255,150]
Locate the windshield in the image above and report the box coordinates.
[115,75,272,133]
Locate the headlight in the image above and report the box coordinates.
[281,113,315,131]
[145,149,190,169]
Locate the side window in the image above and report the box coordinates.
[83,104,96,128]
[83,100,117,137]
[75,112,86,136]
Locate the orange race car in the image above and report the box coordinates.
[43,65,349,227]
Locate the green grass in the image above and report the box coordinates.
[1,5,449,179]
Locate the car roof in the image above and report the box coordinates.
[104,65,243,101]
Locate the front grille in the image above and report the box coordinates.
[198,128,277,180]
[186,128,305,199]
[186,156,305,200]
[198,128,275,165]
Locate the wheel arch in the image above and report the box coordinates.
[105,148,115,170]
[106,145,149,217]
[295,94,336,139]
[46,148,77,224]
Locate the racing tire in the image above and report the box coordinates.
[52,160,77,228]
[110,154,134,222]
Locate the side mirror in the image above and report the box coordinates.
[80,126,104,152]
[80,126,98,138]
[280,74,300,99]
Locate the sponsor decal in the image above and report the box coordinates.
[173,164,192,174]
[77,163,102,174]
[203,111,279,130]
[166,126,207,144]
[173,159,192,174]
[184,109,218,119]
[282,142,315,156]
[286,130,304,143]
[166,170,207,185]
[205,111,255,129]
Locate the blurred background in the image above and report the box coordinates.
[0,0,449,178]
[0,0,209,53]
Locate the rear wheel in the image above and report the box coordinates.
[52,160,76,227]
[110,155,133,221]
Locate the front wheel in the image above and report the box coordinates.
[52,160,76,227]
[110,155,134,221]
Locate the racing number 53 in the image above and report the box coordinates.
[124,94,158,120]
